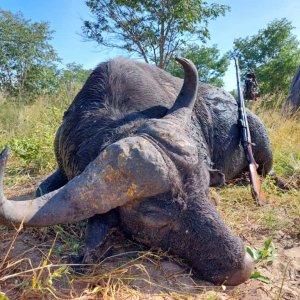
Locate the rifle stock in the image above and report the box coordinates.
[247,146,266,205]
[234,57,266,205]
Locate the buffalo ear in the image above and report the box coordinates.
[209,169,225,187]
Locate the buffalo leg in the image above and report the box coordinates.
[82,210,119,263]
[37,172,120,263]
[35,169,68,197]
[247,114,273,176]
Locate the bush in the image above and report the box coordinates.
[0,90,78,184]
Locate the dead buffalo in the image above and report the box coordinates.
[0,58,273,286]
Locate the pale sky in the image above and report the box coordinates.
[1,0,300,91]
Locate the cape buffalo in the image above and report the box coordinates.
[0,58,273,286]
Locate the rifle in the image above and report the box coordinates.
[234,57,266,206]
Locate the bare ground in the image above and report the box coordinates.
[0,181,299,300]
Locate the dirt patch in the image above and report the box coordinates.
[234,241,300,300]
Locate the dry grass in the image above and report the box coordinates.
[0,222,226,299]
[0,91,76,187]
[219,104,300,236]
[251,96,300,179]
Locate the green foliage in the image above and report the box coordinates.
[25,65,60,96]
[59,63,91,99]
[167,44,229,87]
[252,93,287,112]
[262,175,280,195]
[253,101,300,182]
[0,101,20,132]
[60,63,91,87]
[232,18,300,96]
[83,0,229,68]
[264,212,279,230]
[53,223,85,256]
[0,292,9,300]
[247,238,275,263]
[247,238,275,284]
[274,151,300,178]
[250,271,271,284]
[0,92,76,183]
[0,9,60,100]
[9,130,54,171]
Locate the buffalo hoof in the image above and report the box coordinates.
[67,254,88,274]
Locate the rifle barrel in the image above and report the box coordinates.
[234,57,266,206]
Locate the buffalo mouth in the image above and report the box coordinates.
[118,190,254,286]
[224,252,253,285]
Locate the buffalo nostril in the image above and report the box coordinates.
[225,252,254,286]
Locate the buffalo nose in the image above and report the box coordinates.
[225,252,254,286]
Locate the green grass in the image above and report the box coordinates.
[0,90,78,186]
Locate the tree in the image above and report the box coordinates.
[231,18,300,95]
[60,63,91,88]
[0,9,60,100]
[167,44,229,87]
[82,0,229,69]
[23,65,61,96]
[59,63,91,99]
